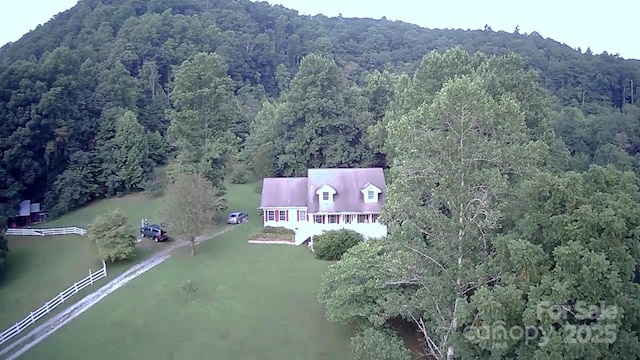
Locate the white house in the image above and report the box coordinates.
[259,168,388,245]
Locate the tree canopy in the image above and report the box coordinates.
[0,1,639,358]
[0,0,638,220]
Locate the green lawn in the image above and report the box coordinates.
[0,235,101,330]
[37,192,166,236]
[20,182,352,359]
[0,233,158,338]
[1,179,169,336]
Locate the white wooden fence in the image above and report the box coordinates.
[5,227,87,236]
[0,261,107,346]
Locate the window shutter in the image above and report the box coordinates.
[307,214,309,221]
[264,211,267,222]
[275,210,279,222]
[337,215,340,224]
[296,210,300,222]
[286,211,289,221]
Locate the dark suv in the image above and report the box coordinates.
[140,224,169,242]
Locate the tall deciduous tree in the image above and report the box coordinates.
[94,107,124,196]
[460,166,640,359]
[383,75,546,359]
[243,101,281,179]
[45,150,99,216]
[274,53,373,176]
[166,52,240,189]
[383,47,556,170]
[162,172,221,255]
[114,110,149,192]
[88,209,136,263]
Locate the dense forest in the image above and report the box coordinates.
[0,0,639,219]
[2,0,640,357]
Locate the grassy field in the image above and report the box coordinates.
[36,192,166,236]
[0,170,170,337]
[0,235,101,331]
[20,181,352,360]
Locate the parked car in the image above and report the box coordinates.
[140,224,169,242]
[227,212,249,224]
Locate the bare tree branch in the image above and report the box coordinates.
[410,312,442,359]
[405,244,447,273]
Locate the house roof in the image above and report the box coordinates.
[19,200,31,216]
[260,177,308,208]
[306,168,386,213]
[30,203,40,213]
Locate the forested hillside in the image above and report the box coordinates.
[0,0,638,218]
[3,0,640,358]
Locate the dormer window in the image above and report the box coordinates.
[316,184,337,205]
[361,182,382,204]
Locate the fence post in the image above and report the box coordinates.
[74,282,78,293]
[29,312,34,325]
[89,267,93,284]
[60,291,65,302]
[103,261,107,277]
[45,301,50,312]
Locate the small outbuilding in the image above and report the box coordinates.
[9,200,48,227]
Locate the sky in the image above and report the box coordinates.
[1,0,638,59]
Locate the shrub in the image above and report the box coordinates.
[263,226,295,235]
[215,197,228,213]
[230,167,249,184]
[143,178,165,199]
[249,226,295,240]
[88,209,136,263]
[351,326,412,360]
[314,229,364,261]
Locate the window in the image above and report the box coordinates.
[357,214,369,223]
[371,214,379,223]
[328,215,338,224]
[367,190,375,200]
[322,192,329,201]
[299,210,306,221]
[267,211,275,221]
[315,215,323,224]
[279,211,286,221]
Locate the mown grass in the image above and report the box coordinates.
[0,235,101,331]
[0,169,170,340]
[20,181,352,360]
[35,192,166,237]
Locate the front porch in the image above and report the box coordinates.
[258,212,388,246]
[308,213,380,225]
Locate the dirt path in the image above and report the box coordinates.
[0,226,235,360]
